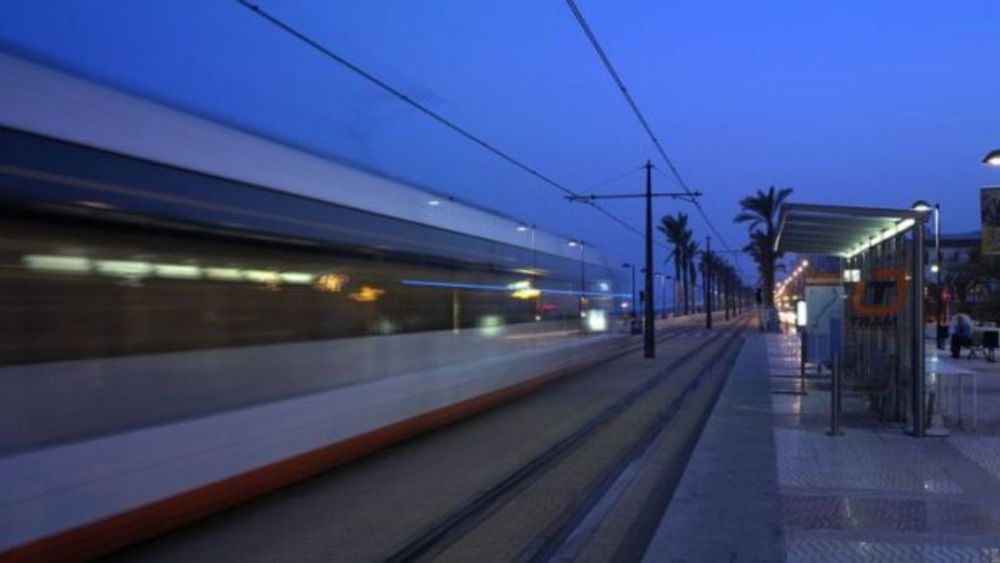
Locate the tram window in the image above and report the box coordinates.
[0,216,617,365]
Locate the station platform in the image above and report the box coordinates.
[642,331,1000,562]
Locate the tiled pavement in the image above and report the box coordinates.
[773,333,1000,562]
[643,331,1000,562]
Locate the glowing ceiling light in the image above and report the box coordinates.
[95,260,153,278]
[279,272,314,284]
[23,254,91,274]
[205,267,244,281]
[427,199,441,206]
[844,217,918,259]
[244,270,281,284]
[154,264,201,279]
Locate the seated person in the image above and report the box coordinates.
[950,312,974,358]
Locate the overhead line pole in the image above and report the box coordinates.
[644,161,655,358]
[705,236,713,330]
[567,163,701,359]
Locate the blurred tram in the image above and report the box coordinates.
[0,53,631,559]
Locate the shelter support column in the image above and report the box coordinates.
[912,221,926,437]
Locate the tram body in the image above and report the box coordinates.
[0,52,629,557]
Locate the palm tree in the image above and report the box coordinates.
[658,213,689,314]
[734,186,793,307]
[685,237,699,313]
[699,247,721,313]
[743,229,769,289]
[718,261,732,318]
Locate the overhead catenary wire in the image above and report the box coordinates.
[572,164,669,245]
[581,164,644,193]
[232,0,664,248]
[563,0,736,256]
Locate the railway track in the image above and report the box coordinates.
[107,316,749,563]
[384,316,750,563]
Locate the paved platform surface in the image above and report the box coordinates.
[642,331,784,562]
[644,331,1000,563]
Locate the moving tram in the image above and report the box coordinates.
[0,53,629,558]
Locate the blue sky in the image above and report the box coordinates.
[2,1,999,280]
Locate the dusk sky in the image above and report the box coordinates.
[2,1,999,281]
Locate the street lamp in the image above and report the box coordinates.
[570,239,585,319]
[656,272,671,319]
[641,270,671,325]
[622,263,638,331]
[519,223,539,319]
[983,149,1000,167]
[913,200,943,349]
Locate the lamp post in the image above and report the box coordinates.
[622,262,638,332]
[517,223,537,270]
[796,298,808,394]
[647,271,669,319]
[705,236,712,330]
[657,272,670,319]
[569,239,585,320]
[913,201,943,349]
[519,223,540,320]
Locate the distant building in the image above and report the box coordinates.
[927,231,1000,316]
[937,231,981,266]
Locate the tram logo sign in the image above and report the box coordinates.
[850,268,907,327]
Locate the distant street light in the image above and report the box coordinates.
[519,224,539,319]
[984,149,1000,167]
[655,272,671,319]
[570,239,585,318]
[622,262,637,320]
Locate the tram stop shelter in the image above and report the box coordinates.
[775,203,933,437]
